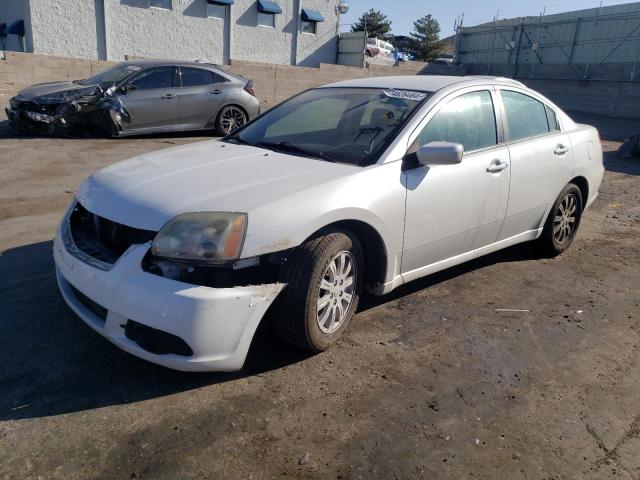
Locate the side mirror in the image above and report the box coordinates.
[120,84,136,93]
[416,141,464,166]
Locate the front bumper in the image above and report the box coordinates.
[53,224,284,372]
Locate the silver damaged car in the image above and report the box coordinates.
[54,75,604,371]
[6,60,260,137]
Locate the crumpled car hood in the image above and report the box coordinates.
[76,140,359,231]
[16,81,98,102]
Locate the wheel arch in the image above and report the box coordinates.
[569,176,589,211]
[302,219,388,291]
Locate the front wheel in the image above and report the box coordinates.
[275,231,364,352]
[215,105,247,136]
[539,183,583,256]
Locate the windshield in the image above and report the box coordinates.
[79,64,142,86]
[226,87,428,165]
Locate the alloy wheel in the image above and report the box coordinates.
[316,251,357,334]
[554,192,578,244]
[220,107,247,135]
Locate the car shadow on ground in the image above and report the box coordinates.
[603,150,640,176]
[0,237,547,421]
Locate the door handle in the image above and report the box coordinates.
[486,160,508,173]
[210,89,222,94]
[161,93,175,100]
[554,144,570,155]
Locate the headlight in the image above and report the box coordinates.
[151,212,247,263]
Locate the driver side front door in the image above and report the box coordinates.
[401,88,511,282]
[118,66,179,132]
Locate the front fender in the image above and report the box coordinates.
[240,162,407,284]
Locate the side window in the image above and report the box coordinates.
[414,90,497,153]
[500,90,550,141]
[180,67,215,87]
[265,97,348,137]
[546,105,560,132]
[128,67,174,90]
[258,12,275,27]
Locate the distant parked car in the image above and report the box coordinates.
[54,75,603,371]
[6,60,260,137]
[366,38,395,60]
[432,55,455,65]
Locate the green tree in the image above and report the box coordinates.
[351,9,392,40]
[409,15,442,61]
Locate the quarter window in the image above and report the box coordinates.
[258,12,275,27]
[500,90,550,141]
[180,67,215,87]
[128,67,174,90]
[546,105,560,132]
[414,90,497,153]
[149,0,171,9]
[207,3,226,19]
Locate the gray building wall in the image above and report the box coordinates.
[0,0,339,66]
[28,0,100,59]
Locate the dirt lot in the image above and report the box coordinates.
[0,115,639,480]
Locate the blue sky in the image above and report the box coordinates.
[339,0,636,37]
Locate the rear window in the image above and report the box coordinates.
[500,90,550,141]
[180,67,215,87]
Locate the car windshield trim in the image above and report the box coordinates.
[78,64,142,86]
[224,86,430,166]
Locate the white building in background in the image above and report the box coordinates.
[0,0,341,66]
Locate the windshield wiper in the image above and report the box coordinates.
[258,141,335,162]
[227,136,335,162]
[226,134,259,146]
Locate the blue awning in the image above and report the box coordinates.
[8,20,25,36]
[207,0,234,4]
[257,0,282,14]
[301,9,324,22]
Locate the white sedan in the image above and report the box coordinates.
[54,75,604,371]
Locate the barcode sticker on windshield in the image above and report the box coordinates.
[383,89,427,101]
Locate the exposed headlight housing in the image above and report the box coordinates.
[151,212,247,263]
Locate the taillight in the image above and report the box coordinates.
[244,80,255,97]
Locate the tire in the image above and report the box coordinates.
[215,105,247,136]
[275,230,364,352]
[539,183,583,256]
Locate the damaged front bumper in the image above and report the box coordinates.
[7,88,130,136]
[53,221,285,372]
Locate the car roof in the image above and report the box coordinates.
[319,75,526,92]
[122,59,221,68]
[119,59,246,81]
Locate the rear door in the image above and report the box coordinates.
[175,67,228,129]
[118,66,178,131]
[495,88,575,240]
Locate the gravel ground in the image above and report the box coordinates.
[0,116,639,480]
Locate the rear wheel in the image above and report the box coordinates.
[275,231,363,352]
[539,183,583,256]
[215,105,247,136]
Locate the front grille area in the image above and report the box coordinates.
[70,285,108,322]
[69,202,156,265]
[11,98,62,116]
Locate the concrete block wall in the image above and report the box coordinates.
[520,78,640,119]
[0,52,424,117]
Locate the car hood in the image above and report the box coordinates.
[15,81,99,102]
[76,140,360,231]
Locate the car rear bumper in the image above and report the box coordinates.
[53,224,284,372]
